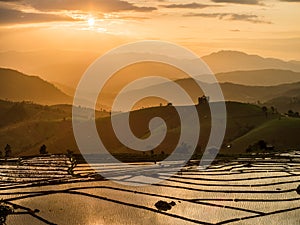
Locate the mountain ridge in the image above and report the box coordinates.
[1,50,300,87]
[0,67,72,105]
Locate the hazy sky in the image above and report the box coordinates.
[0,0,299,60]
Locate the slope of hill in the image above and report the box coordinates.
[203,50,300,73]
[116,77,300,111]
[229,117,300,153]
[51,69,300,113]
[265,90,300,113]
[0,68,72,105]
[0,100,284,157]
[0,50,98,87]
[216,69,300,86]
[0,100,109,126]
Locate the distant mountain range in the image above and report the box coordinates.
[0,68,72,105]
[1,67,300,113]
[216,69,300,86]
[118,77,300,112]
[203,50,300,74]
[1,50,300,87]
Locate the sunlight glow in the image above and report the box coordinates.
[88,18,95,27]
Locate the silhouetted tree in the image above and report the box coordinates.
[258,140,267,150]
[4,144,12,158]
[66,149,77,175]
[66,149,73,157]
[270,106,276,114]
[286,110,300,118]
[39,144,48,155]
[288,110,294,116]
[262,106,268,118]
[246,145,253,153]
[150,150,154,156]
[246,140,267,152]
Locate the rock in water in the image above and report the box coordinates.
[296,185,300,195]
[154,200,176,211]
[169,201,176,206]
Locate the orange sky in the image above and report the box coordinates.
[0,0,299,60]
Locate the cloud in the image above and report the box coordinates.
[184,13,271,24]
[21,0,157,12]
[211,0,261,4]
[280,0,300,2]
[0,7,75,24]
[161,2,214,9]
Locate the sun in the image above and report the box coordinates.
[88,17,95,27]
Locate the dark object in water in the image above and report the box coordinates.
[0,202,14,225]
[296,185,300,195]
[169,201,176,206]
[154,200,176,211]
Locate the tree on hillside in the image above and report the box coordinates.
[150,150,154,156]
[286,110,300,118]
[39,144,48,155]
[270,106,276,114]
[287,110,294,117]
[262,106,268,118]
[258,140,267,150]
[246,140,268,152]
[4,144,12,158]
[66,149,77,175]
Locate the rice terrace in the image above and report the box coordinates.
[1,0,300,224]
[1,150,300,225]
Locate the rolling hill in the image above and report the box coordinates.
[0,100,110,156]
[1,100,298,157]
[265,95,300,113]
[215,69,300,86]
[0,68,72,105]
[52,68,300,113]
[229,118,300,153]
[117,77,300,112]
[2,67,300,113]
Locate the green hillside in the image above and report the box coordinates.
[0,100,110,156]
[229,117,300,153]
[0,100,287,157]
[265,88,300,112]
